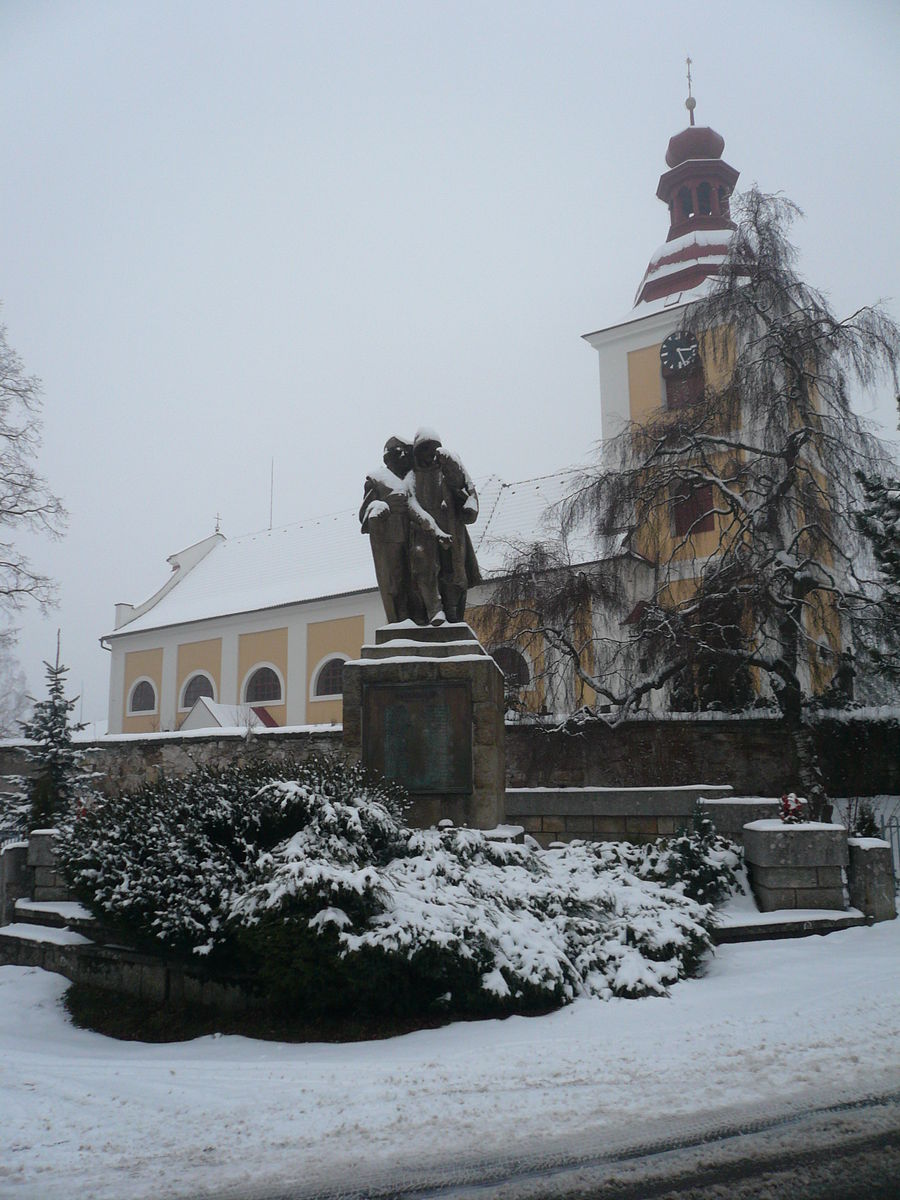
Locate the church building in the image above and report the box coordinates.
[106,97,830,734]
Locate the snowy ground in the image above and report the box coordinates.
[2,919,899,1200]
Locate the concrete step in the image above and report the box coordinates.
[0,920,94,971]
[13,898,98,938]
[360,639,487,660]
[375,622,478,645]
[712,909,871,945]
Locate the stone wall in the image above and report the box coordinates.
[0,711,895,808]
[505,785,734,848]
[504,715,900,797]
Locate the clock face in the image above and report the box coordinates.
[660,330,700,374]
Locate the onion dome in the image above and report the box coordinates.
[665,125,725,168]
[634,93,740,306]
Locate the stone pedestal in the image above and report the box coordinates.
[742,820,848,912]
[342,623,505,829]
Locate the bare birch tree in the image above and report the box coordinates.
[0,318,66,614]
[489,190,899,818]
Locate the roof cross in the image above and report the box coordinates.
[685,56,696,126]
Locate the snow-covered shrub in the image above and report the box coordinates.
[838,796,880,838]
[58,758,722,1016]
[232,825,715,1014]
[651,805,742,905]
[57,755,406,960]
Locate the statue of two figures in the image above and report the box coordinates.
[360,429,481,625]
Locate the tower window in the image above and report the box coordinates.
[678,187,694,221]
[673,483,715,537]
[665,371,704,410]
[718,186,731,218]
[697,182,712,216]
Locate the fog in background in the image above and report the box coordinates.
[1,0,898,724]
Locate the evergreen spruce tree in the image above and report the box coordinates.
[20,635,84,828]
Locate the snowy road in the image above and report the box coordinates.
[1,919,899,1199]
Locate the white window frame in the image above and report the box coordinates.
[309,653,350,702]
[241,662,285,705]
[178,670,217,712]
[127,676,158,716]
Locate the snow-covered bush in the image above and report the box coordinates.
[651,805,742,905]
[58,756,723,1016]
[58,756,406,960]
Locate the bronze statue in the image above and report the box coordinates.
[361,430,481,626]
[359,437,414,623]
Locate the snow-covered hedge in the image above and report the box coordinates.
[58,756,736,1016]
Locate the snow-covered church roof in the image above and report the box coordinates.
[106,468,601,639]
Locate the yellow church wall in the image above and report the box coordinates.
[627,344,662,423]
[238,628,288,725]
[805,592,843,694]
[175,638,223,726]
[698,327,735,391]
[573,599,596,709]
[122,647,163,734]
[306,614,365,724]
[467,604,548,713]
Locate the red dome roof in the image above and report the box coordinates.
[665,125,725,167]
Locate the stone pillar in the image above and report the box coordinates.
[847,838,897,923]
[342,623,505,829]
[0,842,32,925]
[742,820,848,912]
[28,829,69,903]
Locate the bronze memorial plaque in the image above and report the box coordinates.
[363,681,472,794]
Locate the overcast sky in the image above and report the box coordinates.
[1,0,898,724]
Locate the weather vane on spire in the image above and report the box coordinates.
[685,56,696,126]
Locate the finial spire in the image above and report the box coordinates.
[685,56,696,126]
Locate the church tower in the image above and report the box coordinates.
[583,82,740,441]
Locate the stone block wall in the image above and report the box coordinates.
[505,785,732,848]
[0,712,894,823]
[699,797,780,839]
[504,715,899,796]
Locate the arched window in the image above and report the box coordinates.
[244,666,283,704]
[490,646,531,688]
[128,678,157,714]
[181,672,215,709]
[697,182,712,216]
[313,656,347,699]
[678,186,694,221]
